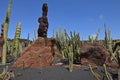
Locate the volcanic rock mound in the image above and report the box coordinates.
[80,42,109,66]
[13,37,56,68]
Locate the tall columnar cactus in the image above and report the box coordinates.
[69,31,80,63]
[55,28,66,58]
[13,22,21,57]
[104,24,112,49]
[95,28,100,41]
[68,45,73,72]
[55,28,80,63]
[104,24,108,48]
[111,45,120,80]
[2,0,12,64]
[103,64,113,80]
[89,64,101,80]
[104,24,113,60]
[34,23,37,41]
[27,33,31,45]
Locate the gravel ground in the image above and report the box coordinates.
[0,63,118,80]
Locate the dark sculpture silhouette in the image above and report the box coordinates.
[1,24,4,37]
[0,24,4,59]
[38,3,49,37]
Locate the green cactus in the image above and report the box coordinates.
[104,24,112,49]
[95,28,100,41]
[13,22,21,57]
[27,33,31,45]
[103,64,113,80]
[88,35,94,43]
[34,23,37,40]
[111,46,120,80]
[0,66,8,79]
[55,28,80,64]
[88,28,100,43]
[68,45,73,72]
[7,41,13,55]
[104,24,114,60]
[2,0,12,64]
[89,64,101,80]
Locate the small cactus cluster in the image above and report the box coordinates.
[0,66,15,80]
[88,28,100,43]
[89,64,101,80]
[103,64,113,80]
[89,64,112,80]
[0,66,8,79]
[104,24,120,80]
[104,24,114,61]
[55,28,80,72]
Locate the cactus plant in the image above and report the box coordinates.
[2,0,12,64]
[68,45,73,72]
[112,46,120,80]
[0,66,8,79]
[89,64,101,80]
[88,28,100,43]
[88,35,94,43]
[55,28,80,65]
[12,22,21,57]
[103,64,113,80]
[104,24,114,60]
[104,24,112,49]
[34,23,37,40]
[95,28,100,41]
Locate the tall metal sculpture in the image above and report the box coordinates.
[38,3,49,37]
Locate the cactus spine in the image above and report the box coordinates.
[13,22,21,57]
[2,0,12,64]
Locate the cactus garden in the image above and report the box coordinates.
[0,0,120,80]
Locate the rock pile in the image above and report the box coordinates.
[80,43,109,66]
[13,37,56,68]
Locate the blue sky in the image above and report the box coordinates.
[0,0,120,40]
